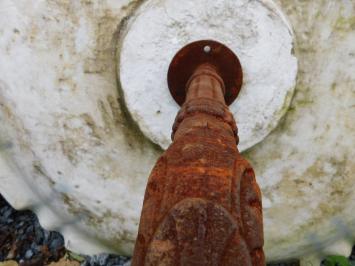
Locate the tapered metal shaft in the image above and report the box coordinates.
[132,42,265,266]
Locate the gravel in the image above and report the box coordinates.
[0,194,130,266]
[80,254,130,266]
[0,194,65,265]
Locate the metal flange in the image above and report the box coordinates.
[167,40,243,106]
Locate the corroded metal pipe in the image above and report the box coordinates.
[132,40,265,266]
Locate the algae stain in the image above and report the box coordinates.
[62,193,92,221]
[0,94,31,151]
[288,156,351,237]
[33,161,55,186]
[334,16,355,32]
[75,0,162,153]
[59,139,79,165]
[107,94,123,126]
[0,140,12,151]
[62,191,134,254]
[97,99,115,133]
[83,11,117,74]
[80,113,103,141]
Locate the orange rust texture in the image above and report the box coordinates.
[132,64,265,266]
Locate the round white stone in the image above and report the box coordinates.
[120,0,298,151]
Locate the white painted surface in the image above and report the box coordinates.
[120,0,298,151]
[0,0,354,262]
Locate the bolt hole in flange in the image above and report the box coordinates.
[204,45,211,53]
[119,0,297,151]
[167,40,243,107]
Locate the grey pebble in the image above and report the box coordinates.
[3,208,12,219]
[80,253,130,266]
[24,249,33,259]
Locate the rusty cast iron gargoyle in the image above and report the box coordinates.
[132,40,265,266]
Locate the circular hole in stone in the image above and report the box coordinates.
[204,45,211,53]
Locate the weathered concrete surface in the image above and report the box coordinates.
[0,0,354,263]
[0,0,161,255]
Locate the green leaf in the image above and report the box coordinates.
[323,255,351,266]
[67,250,85,262]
